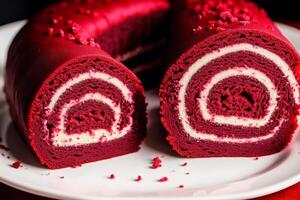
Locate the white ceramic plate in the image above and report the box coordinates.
[1,21,300,200]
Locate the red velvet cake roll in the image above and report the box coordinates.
[160,0,300,157]
[5,0,169,169]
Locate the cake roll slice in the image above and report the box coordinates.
[160,0,300,157]
[5,0,169,169]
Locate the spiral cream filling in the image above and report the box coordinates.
[45,71,133,147]
[178,43,299,143]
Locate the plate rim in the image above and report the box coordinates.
[1,170,300,200]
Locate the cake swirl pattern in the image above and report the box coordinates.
[160,0,300,157]
[179,44,298,143]
[46,71,133,147]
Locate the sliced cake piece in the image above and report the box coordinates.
[5,0,169,169]
[160,0,300,157]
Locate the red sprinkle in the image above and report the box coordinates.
[66,34,75,41]
[151,156,162,169]
[51,18,59,25]
[135,175,142,182]
[159,177,168,182]
[11,161,23,169]
[75,38,88,45]
[0,144,9,151]
[109,174,115,179]
[68,25,80,34]
[181,162,188,167]
[47,27,54,36]
[57,29,65,37]
[178,185,184,188]
[188,0,253,33]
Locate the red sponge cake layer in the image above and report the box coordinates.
[160,0,300,157]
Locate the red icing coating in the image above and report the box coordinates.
[5,0,169,169]
[160,0,300,158]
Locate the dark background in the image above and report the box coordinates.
[1,0,300,26]
[0,0,55,25]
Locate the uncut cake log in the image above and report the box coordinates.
[5,0,169,169]
[160,0,300,157]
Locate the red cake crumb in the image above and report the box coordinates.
[11,161,23,169]
[59,176,64,179]
[151,156,162,169]
[158,177,168,182]
[187,0,253,33]
[0,144,9,151]
[254,157,259,160]
[181,162,188,167]
[57,29,65,38]
[135,175,142,182]
[178,185,184,188]
[109,174,115,179]
[185,172,190,175]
